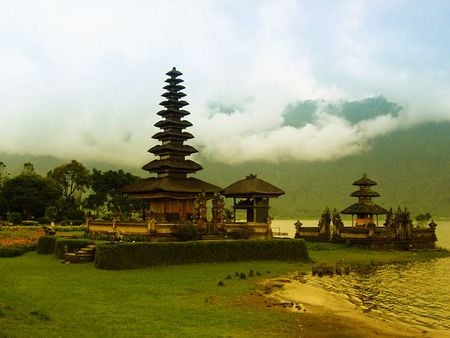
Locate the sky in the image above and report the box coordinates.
[1,0,450,166]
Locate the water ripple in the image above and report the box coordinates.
[305,257,450,330]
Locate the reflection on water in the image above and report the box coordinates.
[272,219,450,331]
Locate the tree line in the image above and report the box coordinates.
[0,160,141,224]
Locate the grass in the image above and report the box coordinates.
[0,241,448,337]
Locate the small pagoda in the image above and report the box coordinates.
[222,174,284,237]
[341,173,388,228]
[123,68,221,222]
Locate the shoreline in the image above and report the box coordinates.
[257,275,450,338]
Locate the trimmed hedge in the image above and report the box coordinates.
[0,244,36,258]
[54,238,93,259]
[95,239,310,270]
[37,236,58,254]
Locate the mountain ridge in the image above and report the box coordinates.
[1,122,449,218]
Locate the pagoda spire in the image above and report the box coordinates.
[142,67,203,178]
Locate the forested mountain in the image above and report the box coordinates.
[197,122,450,218]
[1,122,449,218]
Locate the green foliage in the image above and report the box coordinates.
[95,239,310,270]
[228,225,255,239]
[54,238,93,259]
[7,212,23,225]
[47,160,90,219]
[1,173,61,219]
[85,168,141,218]
[37,236,58,255]
[415,212,432,227]
[172,222,200,241]
[0,246,26,257]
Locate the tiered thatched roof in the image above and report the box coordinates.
[341,173,387,215]
[143,67,203,178]
[125,68,221,197]
[222,174,284,198]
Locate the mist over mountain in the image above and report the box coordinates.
[1,97,449,218]
[283,96,401,127]
[2,121,448,218]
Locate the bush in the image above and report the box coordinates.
[7,212,23,225]
[172,223,200,241]
[37,236,58,255]
[228,225,255,239]
[0,246,25,257]
[0,244,36,257]
[54,238,93,259]
[95,239,310,270]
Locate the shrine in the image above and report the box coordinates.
[341,173,388,227]
[295,173,437,249]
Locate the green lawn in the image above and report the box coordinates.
[0,243,448,337]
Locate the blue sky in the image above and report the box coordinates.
[1,0,449,164]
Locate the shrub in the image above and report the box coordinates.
[54,238,93,259]
[0,246,25,257]
[7,212,23,225]
[95,239,310,270]
[37,236,58,255]
[228,226,255,239]
[172,223,200,241]
[0,244,35,257]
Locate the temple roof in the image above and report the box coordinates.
[352,173,378,186]
[341,203,388,215]
[350,189,380,197]
[154,120,192,129]
[148,144,198,156]
[123,176,222,195]
[222,174,285,198]
[142,159,203,173]
[152,131,194,140]
[140,67,204,180]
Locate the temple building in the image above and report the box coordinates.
[341,173,388,228]
[222,174,284,223]
[122,68,222,222]
[295,173,437,249]
[87,68,283,239]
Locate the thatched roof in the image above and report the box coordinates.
[222,174,284,198]
[123,177,222,197]
[341,203,388,215]
[142,159,203,173]
[353,173,378,186]
[350,189,380,197]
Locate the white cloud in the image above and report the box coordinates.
[0,1,449,166]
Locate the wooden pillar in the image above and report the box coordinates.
[253,199,257,223]
[233,198,236,222]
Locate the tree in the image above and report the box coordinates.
[22,162,35,175]
[415,213,432,228]
[48,160,91,219]
[331,208,344,228]
[318,207,331,237]
[0,161,7,186]
[1,172,61,219]
[86,169,141,218]
[0,162,7,218]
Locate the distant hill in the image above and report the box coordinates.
[196,121,450,218]
[1,122,449,219]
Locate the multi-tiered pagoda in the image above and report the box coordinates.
[341,173,388,227]
[124,68,221,222]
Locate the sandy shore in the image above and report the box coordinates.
[256,275,450,338]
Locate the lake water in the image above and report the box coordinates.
[272,219,450,331]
